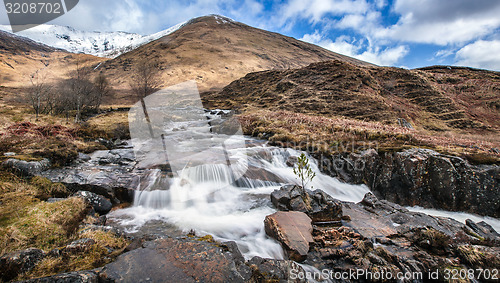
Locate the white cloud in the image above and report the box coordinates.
[276,0,369,27]
[380,0,500,45]
[301,31,408,66]
[455,40,500,71]
[1,0,269,34]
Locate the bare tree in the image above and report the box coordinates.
[52,62,109,122]
[130,58,162,98]
[27,70,51,119]
[129,58,163,137]
[92,73,112,110]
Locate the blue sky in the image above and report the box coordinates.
[1,0,500,70]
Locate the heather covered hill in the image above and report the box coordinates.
[205,60,500,133]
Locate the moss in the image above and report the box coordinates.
[32,138,79,167]
[464,153,500,165]
[197,235,215,243]
[21,244,115,280]
[454,245,500,269]
[0,195,89,254]
[30,176,70,200]
[79,229,128,250]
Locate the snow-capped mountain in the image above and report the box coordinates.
[0,22,186,58]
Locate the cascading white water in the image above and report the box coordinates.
[109,105,500,261]
[110,104,372,259]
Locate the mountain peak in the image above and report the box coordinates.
[184,14,237,26]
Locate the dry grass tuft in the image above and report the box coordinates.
[238,109,500,162]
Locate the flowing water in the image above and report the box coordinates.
[108,108,500,261]
[108,108,369,259]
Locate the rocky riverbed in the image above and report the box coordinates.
[1,110,499,282]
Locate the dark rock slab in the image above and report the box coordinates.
[99,237,246,282]
[2,158,50,176]
[306,191,500,277]
[264,211,313,262]
[0,248,45,282]
[320,148,500,217]
[466,219,500,242]
[20,270,99,283]
[247,256,306,283]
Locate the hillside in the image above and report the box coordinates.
[204,60,500,133]
[98,15,372,96]
[0,31,105,89]
[0,22,187,58]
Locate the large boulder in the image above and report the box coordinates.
[0,248,45,282]
[320,148,500,217]
[264,211,313,262]
[271,185,342,222]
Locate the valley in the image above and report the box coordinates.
[0,14,499,282]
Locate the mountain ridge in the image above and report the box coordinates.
[98,15,373,95]
[0,21,187,58]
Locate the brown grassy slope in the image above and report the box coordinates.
[203,60,500,161]
[98,15,372,103]
[0,30,106,88]
[204,60,500,133]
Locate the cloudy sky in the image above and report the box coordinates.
[1,0,500,70]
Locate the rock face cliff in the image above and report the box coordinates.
[319,148,500,217]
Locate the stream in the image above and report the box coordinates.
[103,104,500,260]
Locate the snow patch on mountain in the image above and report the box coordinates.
[0,22,186,58]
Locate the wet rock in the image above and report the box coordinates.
[271,185,342,222]
[247,256,306,283]
[2,158,50,176]
[465,219,500,242]
[96,138,114,149]
[39,148,139,204]
[4,152,16,157]
[0,248,45,282]
[74,191,112,215]
[322,148,500,217]
[264,211,313,262]
[20,270,99,283]
[305,191,500,277]
[286,156,298,167]
[99,237,247,282]
[78,152,91,162]
[238,165,284,186]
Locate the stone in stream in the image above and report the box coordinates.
[264,211,314,262]
[271,185,342,222]
[74,191,112,215]
[465,219,500,242]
